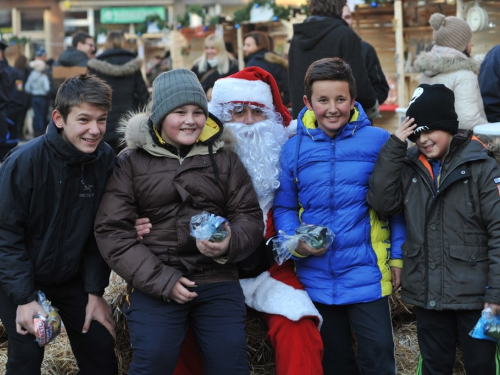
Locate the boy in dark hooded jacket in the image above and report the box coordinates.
[367,83,500,374]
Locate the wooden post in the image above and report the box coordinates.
[456,0,464,18]
[394,0,406,108]
[237,26,244,71]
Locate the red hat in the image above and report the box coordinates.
[211,66,291,127]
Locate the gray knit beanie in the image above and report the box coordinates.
[150,69,208,128]
[430,13,472,53]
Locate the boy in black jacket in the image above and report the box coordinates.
[0,74,118,374]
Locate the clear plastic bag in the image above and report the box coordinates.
[190,211,228,242]
[470,307,500,342]
[272,223,335,265]
[33,290,62,347]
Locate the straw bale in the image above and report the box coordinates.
[0,279,472,374]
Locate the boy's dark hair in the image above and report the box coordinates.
[308,0,346,17]
[245,31,270,52]
[55,74,112,121]
[304,57,356,103]
[72,31,92,48]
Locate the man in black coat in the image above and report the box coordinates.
[0,40,18,161]
[288,0,378,119]
[342,5,390,106]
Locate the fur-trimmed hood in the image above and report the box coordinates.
[414,45,480,77]
[88,56,142,77]
[264,51,288,70]
[118,111,237,154]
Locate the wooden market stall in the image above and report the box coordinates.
[352,0,500,131]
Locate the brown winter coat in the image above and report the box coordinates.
[94,112,264,301]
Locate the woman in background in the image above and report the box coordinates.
[88,30,149,154]
[414,13,487,129]
[243,31,289,107]
[191,34,238,100]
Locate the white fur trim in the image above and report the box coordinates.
[287,119,297,137]
[240,271,323,329]
[212,78,273,108]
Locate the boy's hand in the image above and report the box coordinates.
[169,277,198,304]
[134,217,152,241]
[83,294,116,339]
[395,117,417,143]
[16,301,46,335]
[295,240,328,257]
[391,267,402,291]
[484,302,500,315]
[196,223,232,258]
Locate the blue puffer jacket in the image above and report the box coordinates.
[274,103,405,305]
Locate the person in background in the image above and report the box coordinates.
[243,31,289,107]
[25,59,50,138]
[274,57,405,375]
[87,30,149,154]
[6,55,31,142]
[0,40,18,160]
[54,31,95,68]
[342,6,389,106]
[478,43,500,123]
[0,74,118,375]
[367,83,500,375]
[34,46,47,62]
[191,34,238,100]
[288,0,378,120]
[414,13,487,128]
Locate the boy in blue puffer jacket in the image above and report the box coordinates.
[273,57,406,375]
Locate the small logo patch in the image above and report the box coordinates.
[494,177,500,184]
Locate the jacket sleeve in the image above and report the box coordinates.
[338,30,377,112]
[94,154,183,302]
[476,157,500,305]
[478,48,500,123]
[388,213,405,268]
[0,155,37,305]
[273,146,302,236]
[453,72,488,127]
[134,71,150,107]
[362,41,389,105]
[367,135,408,216]
[218,152,264,263]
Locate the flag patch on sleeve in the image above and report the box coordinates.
[494,177,500,184]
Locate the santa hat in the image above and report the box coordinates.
[211,66,291,127]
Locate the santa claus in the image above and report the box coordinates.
[171,67,324,375]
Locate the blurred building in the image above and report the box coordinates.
[0,0,249,61]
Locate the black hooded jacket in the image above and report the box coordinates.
[288,15,377,119]
[88,48,149,143]
[0,121,115,305]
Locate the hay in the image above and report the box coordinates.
[0,278,469,374]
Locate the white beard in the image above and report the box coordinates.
[225,119,288,201]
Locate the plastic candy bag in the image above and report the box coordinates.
[470,307,500,342]
[272,223,335,265]
[33,290,62,347]
[190,211,228,242]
